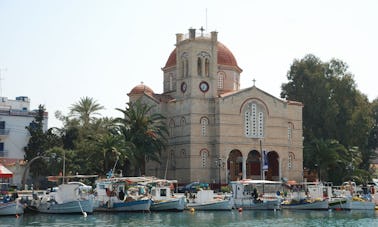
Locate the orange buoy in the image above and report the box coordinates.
[190,207,195,213]
[238,207,243,212]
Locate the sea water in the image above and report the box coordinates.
[1,209,377,226]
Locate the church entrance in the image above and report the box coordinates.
[266,151,279,181]
[246,150,261,180]
[227,150,242,181]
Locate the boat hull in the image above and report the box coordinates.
[31,199,94,214]
[281,200,329,210]
[95,199,152,212]
[233,199,280,210]
[187,199,233,211]
[329,198,375,210]
[151,197,186,211]
[0,201,24,215]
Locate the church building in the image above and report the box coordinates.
[128,28,303,185]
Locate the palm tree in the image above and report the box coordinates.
[114,101,168,176]
[304,138,349,184]
[97,133,134,174]
[70,97,104,127]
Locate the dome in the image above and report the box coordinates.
[163,42,241,70]
[128,83,154,96]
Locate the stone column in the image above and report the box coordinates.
[242,156,247,180]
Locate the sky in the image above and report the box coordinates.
[1,0,377,128]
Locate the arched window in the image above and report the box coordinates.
[181,52,188,78]
[180,117,186,136]
[180,61,185,78]
[218,71,225,89]
[200,117,209,136]
[169,73,173,91]
[205,58,210,77]
[200,149,209,168]
[197,51,210,77]
[197,58,202,76]
[244,102,265,138]
[233,74,237,90]
[169,119,175,138]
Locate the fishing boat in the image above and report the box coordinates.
[146,179,186,211]
[230,180,282,210]
[281,182,329,210]
[186,189,233,211]
[329,183,375,210]
[94,177,152,212]
[0,193,24,216]
[0,164,24,215]
[28,183,94,214]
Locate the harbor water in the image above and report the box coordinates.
[1,209,378,226]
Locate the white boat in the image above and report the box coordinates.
[329,185,376,210]
[281,182,329,210]
[94,177,152,212]
[29,183,94,214]
[282,199,329,210]
[230,180,282,210]
[329,196,375,210]
[0,199,24,216]
[147,180,186,211]
[186,189,233,211]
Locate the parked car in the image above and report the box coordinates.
[177,182,209,193]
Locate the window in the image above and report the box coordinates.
[0,142,4,156]
[197,58,202,76]
[200,117,209,136]
[160,188,167,196]
[218,72,225,89]
[169,119,175,137]
[200,149,209,168]
[244,102,265,138]
[0,121,5,129]
[181,52,189,78]
[233,74,237,90]
[205,58,210,77]
[169,73,173,91]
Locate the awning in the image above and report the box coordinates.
[0,163,13,178]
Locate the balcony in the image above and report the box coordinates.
[0,150,8,157]
[0,128,10,136]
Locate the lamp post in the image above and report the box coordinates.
[215,157,224,192]
[314,164,320,182]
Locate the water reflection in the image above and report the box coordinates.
[0,210,377,226]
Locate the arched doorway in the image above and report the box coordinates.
[246,150,261,180]
[266,151,279,181]
[227,150,243,181]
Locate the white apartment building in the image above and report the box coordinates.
[0,96,48,186]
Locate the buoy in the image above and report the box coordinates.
[190,207,195,213]
[83,212,88,217]
[238,207,243,212]
[16,214,19,218]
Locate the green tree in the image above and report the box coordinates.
[69,96,104,128]
[24,105,62,187]
[281,54,375,183]
[115,101,168,176]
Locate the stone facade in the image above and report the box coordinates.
[128,29,303,185]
